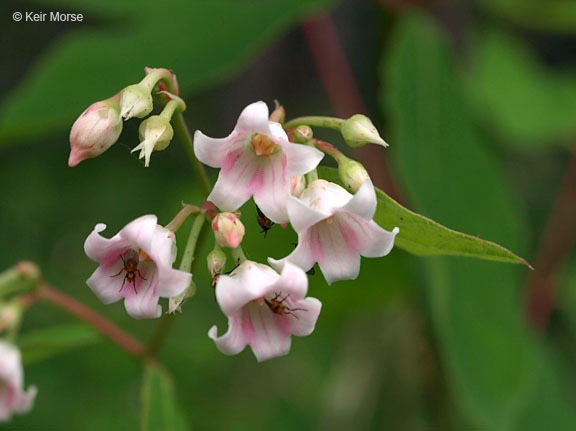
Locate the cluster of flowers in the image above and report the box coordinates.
[75,93,399,362]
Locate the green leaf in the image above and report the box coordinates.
[319,167,530,266]
[481,0,576,35]
[0,0,335,144]
[383,12,576,430]
[465,28,576,147]
[17,323,100,364]
[142,362,188,431]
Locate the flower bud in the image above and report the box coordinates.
[212,213,246,249]
[340,114,388,148]
[68,97,123,167]
[292,126,313,144]
[338,157,370,193]
[131,116,174,167]
[119,84,153,120]
[269,101,285,123]
[290,175,306,197]
[0,304,21,334]
[207,247,227,276]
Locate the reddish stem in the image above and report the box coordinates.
[39,283,147,358]
[525,150,576,328]
[301,15,403,202]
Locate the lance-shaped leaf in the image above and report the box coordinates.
[318,167,531,267]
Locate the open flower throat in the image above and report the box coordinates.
[250,133,279,157]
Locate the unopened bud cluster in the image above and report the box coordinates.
[69,68,184,167]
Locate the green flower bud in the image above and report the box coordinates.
[338,157,370,193]
[131,116,174,167]
[119,84,153,120]
[341,114,388,148]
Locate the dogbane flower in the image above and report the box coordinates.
[209,260,321,362]
[0,341,37,422]
[194,101,324,223]
[84,215,191,319]
[270,180,399,285]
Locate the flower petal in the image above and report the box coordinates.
[123,268,162,319]
[269,261,309,300]
[235,101,271,135]
[268,230,317,274]
[253,155,290,224]
[84,224,129,263]
[146,225,177,268]
[86,264,125,304]
[282,141,324,177]
[341,179,377,220]
[118,215,158,249]
[314,220,362,285]
[207,147,257,211]
[215,261,278,316]
[193,130,245,168]
[157,267,192,298]
[342,215,399,258]
[286,194,330,234]
[279,297,322,337]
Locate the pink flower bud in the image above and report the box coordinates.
[68,96,123,167]
[207,248,227,276]
[212,213,245,249]
[290,175,306,197]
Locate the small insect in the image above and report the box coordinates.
[256,206,274,237]
[264,292,307,319]
[110,249,146,293]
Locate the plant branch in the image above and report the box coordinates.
[39,282,147,358]
[525,149,576,328]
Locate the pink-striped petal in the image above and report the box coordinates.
[253,155,290,223]
[207,147,257,211]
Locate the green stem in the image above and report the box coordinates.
[230,245,247,265]
[284,116,344,130]
[179,216,206,273]
[165,204,202,233]
[306,169,319,183]
[312,138,345,163]
[160,98,186,121]
[172,113,212,197]
[140,68,176,93]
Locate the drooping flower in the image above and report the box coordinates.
[68,95,123,167]
[209,260,321,362]
[84,215,191,319]
[270,180,399,285]
[194,101,324,224]
[0,341,36,422]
